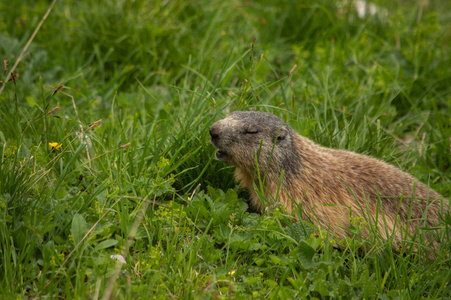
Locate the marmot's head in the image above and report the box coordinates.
[209,111,296,173]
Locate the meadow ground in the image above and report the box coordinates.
[0,0,450,298]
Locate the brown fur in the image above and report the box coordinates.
[210,111,448,253]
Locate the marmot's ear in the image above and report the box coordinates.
[276,127,288,142]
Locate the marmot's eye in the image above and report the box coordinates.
[245,129,258,134]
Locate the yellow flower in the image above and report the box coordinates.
[228,270,236,275]
[49,142,62,151]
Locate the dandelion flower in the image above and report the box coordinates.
[49,142,62,151]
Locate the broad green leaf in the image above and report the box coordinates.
[296,240,316,269]
[71,213,88,245]
[224,189,237,204]
[93,239,118,253]
[207,186,221,200]
[269,255,282,265]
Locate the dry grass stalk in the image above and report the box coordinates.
[101,195,153,300]
[119,143,131,149]
[43,196,124,292]
[61,91,92,167]
[289,64,297,76]
[46,106,59,116]
[0,0,57,94]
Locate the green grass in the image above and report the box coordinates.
[1,0,450,298]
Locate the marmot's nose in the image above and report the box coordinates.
[209,126,219,140]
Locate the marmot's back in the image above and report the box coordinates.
[210,111,447,250]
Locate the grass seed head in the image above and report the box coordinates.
[87,119,102,131]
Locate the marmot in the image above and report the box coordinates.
[210,111,448,253]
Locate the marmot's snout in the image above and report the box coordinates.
[209,125,219,141]
[209,121,230,161]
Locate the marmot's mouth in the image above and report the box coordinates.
[215,150,228,160]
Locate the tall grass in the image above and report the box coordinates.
[0,0,450,298]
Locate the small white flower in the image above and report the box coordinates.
[110,254,126,264]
